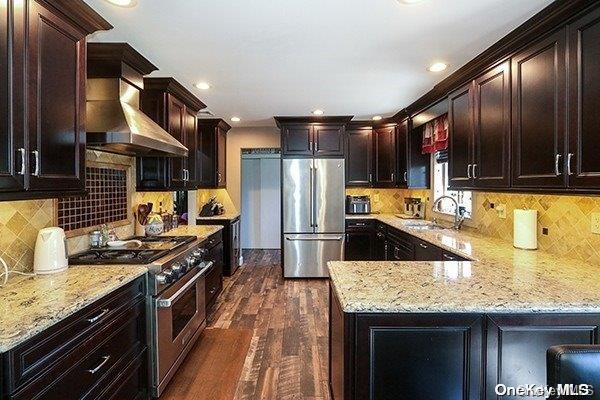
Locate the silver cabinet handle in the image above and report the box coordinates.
[86,355,111,374]
[18,148,25,175]
[555,154,562,176]
[369,173,372,183]
[31,150,40,176]
[391,173,395,181]
[443,254,456,261]
[310,141,314,153]
[419,243,428,249]
[567,153,574,176]
[472,163,478,178]
[86,308,109,323]
[404,171,407,182]
[217,172,222,183]
[467,164,472,179]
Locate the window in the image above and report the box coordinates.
[432,159,472,218]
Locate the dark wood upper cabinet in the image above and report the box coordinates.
[0,2,23,193]
[198,118,230,188]
[406,121,430,189]
[26,0,86,192]
[276,116,352,158]
[396,120,408,187]
[345,125,372,187]
[448,84,474,189]
[568,7,600,190]
[313,125,345,156]
[282,125,312,156]
[139,77,206,191]
[473,61,511,188]
[0,0,110,200]
[373,124,397,187]
[511,29,567,189]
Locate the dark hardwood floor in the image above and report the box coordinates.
[177,249,331,400]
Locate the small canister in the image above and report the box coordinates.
[89,231,102,248]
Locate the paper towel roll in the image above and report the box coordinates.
[513,209,538,250]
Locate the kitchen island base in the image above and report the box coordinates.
[329,286,600,400]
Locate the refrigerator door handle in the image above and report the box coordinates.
[309,165,314,227]
[313,166,318,228]
[285,236,344,242]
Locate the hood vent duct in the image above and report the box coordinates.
[86,43,188,157]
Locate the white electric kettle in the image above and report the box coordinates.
[34,227,68,274]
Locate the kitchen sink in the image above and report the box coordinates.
[403,223,447,231]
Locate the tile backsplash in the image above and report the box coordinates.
[345,188,429,214]
[0,150,176,273]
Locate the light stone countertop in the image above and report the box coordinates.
[163,224,223,239]
[330,214,600,314]
[0,266,147,352]
[196,212,240,221]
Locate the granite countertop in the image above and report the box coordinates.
[330,214,600,314]
[163,224,223,239]
[0,266,147,352]
[196,212,240,221]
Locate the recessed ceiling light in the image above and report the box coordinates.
[195,82,211,90]
[372,115,383,121]
[230,117,241,122]
[105,0,137,7]
[397,0,426,4]
[428,62,448,72]
[312,109,324,116]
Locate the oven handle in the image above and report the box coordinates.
[157,261,213,308]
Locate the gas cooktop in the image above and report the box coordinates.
[69,235,196,265]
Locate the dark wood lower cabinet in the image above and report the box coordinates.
[329,287,600,400]
[345,220,374,261]
[1,277,147,400]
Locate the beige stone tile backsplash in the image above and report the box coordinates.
[345,188,430,214]
[0,150,176,273]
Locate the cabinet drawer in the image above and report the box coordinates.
[388,239,414,261]
[5,277,145,393]
[413,238,444,261]
[11,299,145,400]
[205,262,223,307]
[101,350,147,400]
[441,251,469,262]
[204,231,223,249]
[345,219,374,230]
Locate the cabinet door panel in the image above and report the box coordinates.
[282,125,312,156]
[373,126,396,187]
[314,125,344,156]
[168,96,186,189]
[448,84,473,189]
[0,2,24,192]
[512,29,567,188]
[27,0,85,191]
[568,8,600,189]
[486,314,600,400]
[407,125,430,189]
[344,231,372,261]
[474,62,510,188]
[346,128,372,186]
[185,108,198,187]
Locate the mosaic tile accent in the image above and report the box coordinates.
[58,167,127,232]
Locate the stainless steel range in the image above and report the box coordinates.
[70,235,214,397]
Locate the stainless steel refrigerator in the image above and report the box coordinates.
[282,158,345,278]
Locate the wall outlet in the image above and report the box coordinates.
[592,213,600,235]
[496,204,507,219]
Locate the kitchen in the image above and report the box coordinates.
[0,0,599,400]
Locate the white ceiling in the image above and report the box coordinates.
[85,0,553,126]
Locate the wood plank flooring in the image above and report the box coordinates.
[201,249,331,400]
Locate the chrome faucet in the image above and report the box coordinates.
[431,195,467,230]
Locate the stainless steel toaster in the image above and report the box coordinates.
[346,195,371,214]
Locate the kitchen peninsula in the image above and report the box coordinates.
[328,217,600,400]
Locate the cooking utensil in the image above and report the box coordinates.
[138,203,150,225]
[107,240,143,248]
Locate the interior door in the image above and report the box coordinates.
[473,61,511,188]
[0,1,24,192]
[448,83,473,189]
[568,7,600,189]
[511,29,567,188]
[168,96,186,189]
[313,158,345,233]
[27,0,86,191]
[282,158,313,234]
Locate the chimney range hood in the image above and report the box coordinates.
[86,43,188,157]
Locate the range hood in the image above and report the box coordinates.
[86,43,188,157]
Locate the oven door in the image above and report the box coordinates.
[154,262,211,395]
